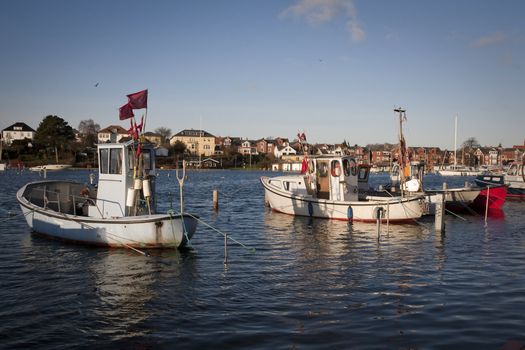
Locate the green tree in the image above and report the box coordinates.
[170,140,187,155]
[78,119,100,147]
[34,115,75,161]
[154,127,172,145]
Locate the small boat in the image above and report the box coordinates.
[387,108,506,213]
[29,164,72,172]
[261,155,425,223]
[390,161,507,213]
[438,165,482,177]
[17,140,197,248]
[475,161,525,198]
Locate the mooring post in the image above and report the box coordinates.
[224,232,228,266]
[435,193,445,232]
[376,207,383,241]
[213,189,219,211]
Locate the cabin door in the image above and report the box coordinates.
[316,161,330,199]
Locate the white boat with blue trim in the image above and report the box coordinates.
[261,155,425,223]
[17,141,197,249]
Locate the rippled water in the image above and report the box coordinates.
[0,169,524,349]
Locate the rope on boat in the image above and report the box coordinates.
[0,208,34,223]
[79,221,151,257]
[185,213,256,253]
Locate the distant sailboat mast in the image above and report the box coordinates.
[454,115,458,170]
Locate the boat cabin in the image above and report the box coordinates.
[90,141,157,218]
[302,155,359,201]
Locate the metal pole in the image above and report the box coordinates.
[224,232,228,266]
[484,186,490,226]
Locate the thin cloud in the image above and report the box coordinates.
[471,31,506,48]
[280,0,365,43]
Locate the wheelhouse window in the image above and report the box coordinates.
[109,148,123,174]
[99,148,109,174]
[100,148,123,174]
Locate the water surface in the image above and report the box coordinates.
[0,169,524,349]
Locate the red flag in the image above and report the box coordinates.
[136,143,142,158]
[136,115,144,133]
[301,158,308,173]
[127,89,148,109]
[119,103,134,120]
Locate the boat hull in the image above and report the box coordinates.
[261,177,424,223]
[17,182,197,248]
[29,164,72,172]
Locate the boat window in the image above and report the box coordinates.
[318,162,329,177]
[109,148,122,174]
[358,166,369,180]
[343,158,357,176]
[128,148,135,170]
[331,160,341,177]
[142,150,151,171]
[308,160,315,174]
[508,164,517,175]
[99,148,109,174]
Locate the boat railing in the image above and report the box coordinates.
[26,185,105,218]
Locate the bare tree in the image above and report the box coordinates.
[78,119,100,147]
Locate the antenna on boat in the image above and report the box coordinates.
[394,107,407,197]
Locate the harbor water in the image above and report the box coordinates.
[0,169,524,349]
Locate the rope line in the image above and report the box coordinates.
[185,213,255,253]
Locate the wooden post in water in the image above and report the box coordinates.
[224,232,228,266]
[375,207,383,241]
[435,193,445,232]
[213,189,219,210]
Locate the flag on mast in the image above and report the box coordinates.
[119,103,134,120]
[127,89,148,109]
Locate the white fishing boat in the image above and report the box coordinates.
[261,155,425,223]
[17,140,197,249]
[29,164,72,172]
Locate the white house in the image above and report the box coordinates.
[274,145,297,158]
[97,125,129,143]
[1,122,36,145]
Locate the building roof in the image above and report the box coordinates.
[99,125,129,134]
[2,122,35,132]
[173,129,215,138]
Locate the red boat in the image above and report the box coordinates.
[471,184,507,211]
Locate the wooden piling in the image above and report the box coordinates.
[435,193,445,232]
[213,189,219,210]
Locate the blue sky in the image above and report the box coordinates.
[1,0,524,149]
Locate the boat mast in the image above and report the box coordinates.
[394,107,406,196]
[454,115,457,170]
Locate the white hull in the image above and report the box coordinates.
[261,176,424,222]
[29,164,72,172]
[438,169,481,176]
[17,181,197,248]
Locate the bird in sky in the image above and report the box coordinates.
[94,82,99,87]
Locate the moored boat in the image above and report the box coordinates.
[475,161,525,198]
[261,155,425,223]
[16,89,198,249]
[29,164,72,172]
[17,141,197,248]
